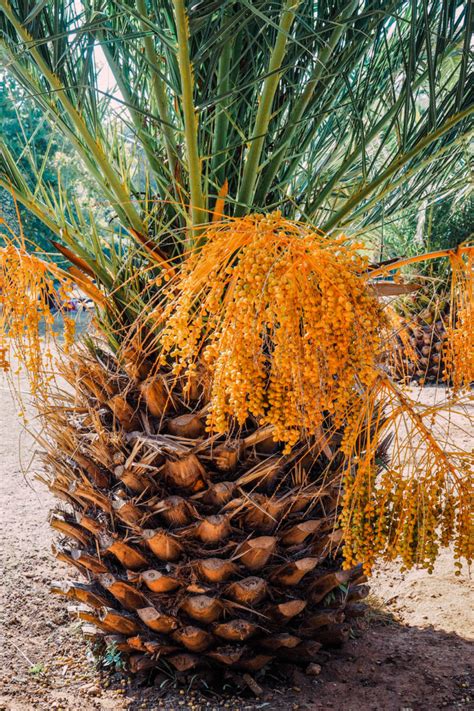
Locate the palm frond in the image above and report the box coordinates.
[0,0,471,274]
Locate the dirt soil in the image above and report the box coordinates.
[0,379,472,711]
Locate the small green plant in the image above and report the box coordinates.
[103,642,125,672]
[28,663,45,676]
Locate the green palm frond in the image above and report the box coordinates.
[0,0,472,282]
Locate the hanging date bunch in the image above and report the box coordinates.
[444,248,473,390]
[158,213,385,450]
[0,244,76,396]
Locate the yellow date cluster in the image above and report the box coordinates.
[159,213,383,451]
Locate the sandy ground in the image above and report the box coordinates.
[0,378,472,711]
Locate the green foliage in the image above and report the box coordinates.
[380,194,473,277]
[386,196,473,256]
[0,0,472,318]
[0,72,59,256]
[103,642,124,672]
[0,71,110,262]
[28,663,45,676]
[0,73,61,185]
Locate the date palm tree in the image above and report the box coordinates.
[0,0,472,677]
